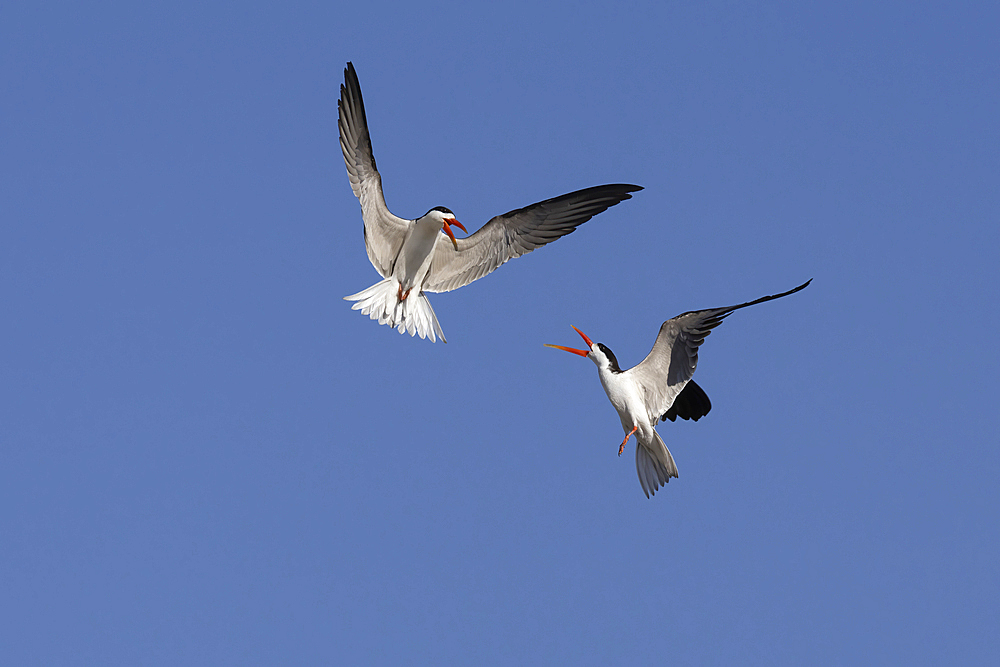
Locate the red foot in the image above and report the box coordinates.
[618,426,638,457]
[396,285,413,302]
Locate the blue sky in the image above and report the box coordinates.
[2,1,998,664]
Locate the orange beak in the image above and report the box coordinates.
[442,218,467,250]
[544,326,594,357]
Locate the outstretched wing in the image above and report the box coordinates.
[339,62,409,278]
[423,184,642,293]
[625,280,811,424]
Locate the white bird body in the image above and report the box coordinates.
[599,361,683,495]
[343,208,459,342]
[546,280,811,497]
[338,62,642,342]
[597,359,648,433]
[396,213,447,292]
[586,340,682,496]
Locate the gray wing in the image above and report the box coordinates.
[423,184,642,293]
[625,280,812,424]
[339,62,409,278]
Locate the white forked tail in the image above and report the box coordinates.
[635,429,679,498]
[344,278,447,343]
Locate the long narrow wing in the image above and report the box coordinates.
[423,184,642,293]
[625,280,811,424]
[339,62,409,278]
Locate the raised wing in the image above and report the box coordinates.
[339,62,409,278]
[423,184,642,293]
[626,280,811,424]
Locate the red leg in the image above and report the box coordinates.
[618,426,638,457]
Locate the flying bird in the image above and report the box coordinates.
[545,280,811,497]
[338,61,642,342]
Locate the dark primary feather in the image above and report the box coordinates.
[339,62,378,179]
[662,380,711,422]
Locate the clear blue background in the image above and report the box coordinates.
[3,1,998,664]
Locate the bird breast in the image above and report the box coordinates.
[395,221,442,288]
[599,370,647,431]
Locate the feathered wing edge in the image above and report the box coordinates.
[344,278,447,343]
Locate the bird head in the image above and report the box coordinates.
[427,206,467,250]
[545,326,620,371]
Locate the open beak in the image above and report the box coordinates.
[442,218,467,251]
[544,326,594,357]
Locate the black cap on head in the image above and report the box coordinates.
[597,343,621,373]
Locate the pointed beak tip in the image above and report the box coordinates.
[442,220,460,250]
[571,326,595,349]
[544,343,589,358]
[442,217,466,250]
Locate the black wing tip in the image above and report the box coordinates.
[593,183,643,197]
[343,62,361,95]
[620,184,643,199]
[672,278,812,321]
[562,183,643,199]
[662,380,712,423]
[566,183,644,206]
[758,278,812,303]
[495,183,642,223]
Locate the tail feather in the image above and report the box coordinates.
[635,429,679,498]
[344,278,447,343]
